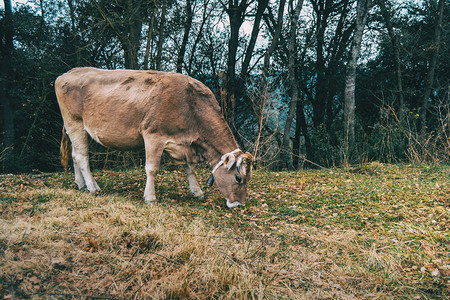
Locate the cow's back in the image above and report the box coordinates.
[55,67,223,151]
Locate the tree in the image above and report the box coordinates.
[377,0,405,122]
[420,0,445,134]
[343,0,371,156]
[176,0,193,73]
[186,0,215,75]
[240,0,269,79]
[281,0,304,170]
[95,0,146,69]
[1,0,449,173]
[223,0,252,124]
[261,0,286,80]
[155,0,167,70]
[1,0,14,169]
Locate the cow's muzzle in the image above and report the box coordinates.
[226,199,243,208]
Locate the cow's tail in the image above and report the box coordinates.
[60,127,70,172]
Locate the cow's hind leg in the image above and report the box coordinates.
[185,164,204,198]
[73,159,85,189]
[143,136,164,204]
[66,124,101,193]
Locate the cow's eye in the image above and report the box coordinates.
[235,174,243,184]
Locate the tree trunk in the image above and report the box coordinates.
[224,0,248,124]
[144,3,157,70]
[378,0,405,122]
[261,0,286,81]
[420,0,444,134]
[67,0,82,65]
[312,0,330,128]
[187,0,213,75]
[124,0,142,69]
[1,0,15,166]
[176,0,193,73]
[293,93,312,169]
[281,0,304,170]
[343,0,371,157]
[240,0,269,79]
[96,0,143,69]
[155,0,167,70]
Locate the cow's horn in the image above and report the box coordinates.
[236,156,243,174]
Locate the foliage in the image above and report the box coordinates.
[0,0,449,173]
[0,163,449,298]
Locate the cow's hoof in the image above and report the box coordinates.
[192,193,205,199]
[144,200,157,205]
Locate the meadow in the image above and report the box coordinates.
[0,163,449,299]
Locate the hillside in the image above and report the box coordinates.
[1,163,449,299]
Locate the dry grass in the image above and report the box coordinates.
[0,163,449,299]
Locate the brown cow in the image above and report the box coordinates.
[55,67,253,208]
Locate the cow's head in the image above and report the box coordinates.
[207,149,253,208]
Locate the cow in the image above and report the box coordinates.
[55,67,253,208]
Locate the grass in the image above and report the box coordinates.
[0,162,449,299]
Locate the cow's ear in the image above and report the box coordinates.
[223,154,236,170]
[240,153,254,176]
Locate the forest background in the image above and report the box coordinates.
[0,0,449,173]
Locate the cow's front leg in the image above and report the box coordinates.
[185,164,204,198]
[143,138,164,204]
[144,163,158,204]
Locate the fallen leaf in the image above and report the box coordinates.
[29,275,40,285]
[422,263,440,276]
[431,269,440,277]
[51,259,67,270]
[86,238,98,252]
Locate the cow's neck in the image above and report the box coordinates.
[198,132,238,168]
[193,110,239,169]
[204,141,238,168]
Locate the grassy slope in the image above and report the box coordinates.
[0,163,449,299]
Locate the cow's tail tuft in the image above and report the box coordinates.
[60,127,70,172]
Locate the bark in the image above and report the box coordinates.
[224,0,248,124]
[252,0,285,159]
[378,0,405,122]
[155,0,167,70]
[324,0,352,133]
[143,3,157,70]
[420,0,444,134]
[39,0,45,23]
[1,0,15,163]
[125,0,143,69]
[343,0,371,155]
[187,0,213,75]
[310,0,352,129]
[176,0,193,73]
[96,0,143,69]
[67,0,76,32]
[311,0,331,127]
[293,93,313,169]
[261,0,286,81]
[67,0,82,65]
[240,0,269,78]
[281,0,304,170]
